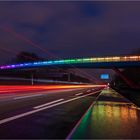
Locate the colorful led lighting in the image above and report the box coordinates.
[0,55,140,70]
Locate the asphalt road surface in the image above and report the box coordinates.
[0,85,104,139]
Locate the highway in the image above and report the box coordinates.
[0,85,104,139]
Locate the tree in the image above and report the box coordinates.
[15,51,43,63]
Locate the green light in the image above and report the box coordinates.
[76,59,83,62]
[70,59,76,62]
[83,58,92,62]
[64,59,72,63]
[64,59,78,64]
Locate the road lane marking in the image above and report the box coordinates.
[34,99,64,109]
[14,94,43,100]
[66,89,103,139]
[0,88,84,102]
[75,93,83,96]
[0,90,102,125]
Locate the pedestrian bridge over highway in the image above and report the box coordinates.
[0,55,140,88]
[0,55,140,70]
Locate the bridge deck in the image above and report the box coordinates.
[0,55,140,70]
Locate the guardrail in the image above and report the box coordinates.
[0,77,88,85]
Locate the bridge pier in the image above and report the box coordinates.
[112,67,138,89]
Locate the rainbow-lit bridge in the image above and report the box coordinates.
[0,55,140,70]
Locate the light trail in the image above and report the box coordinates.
[0,27,57,59]
[0,85,106,95]
[0,26,102,83]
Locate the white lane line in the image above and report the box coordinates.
[0,90,102,125]
[75,92,83,96]
[0,89,84,102]
[34,99,64,109]
[14,94,43,100]
[66,90,102,139]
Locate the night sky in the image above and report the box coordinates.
[0,1,140,63]
[0,1,140,80]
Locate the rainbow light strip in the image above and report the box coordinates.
[0,55,140,70]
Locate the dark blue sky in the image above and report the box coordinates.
[0,1,140,64]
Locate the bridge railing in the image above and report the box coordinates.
[0,55,140,70]
[82,56,140,63]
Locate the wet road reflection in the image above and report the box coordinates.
[69,88,140,139]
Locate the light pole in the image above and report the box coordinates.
[68,73,71,82]
[31,73,34,85]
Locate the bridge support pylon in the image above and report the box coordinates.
[112,67,138,89]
